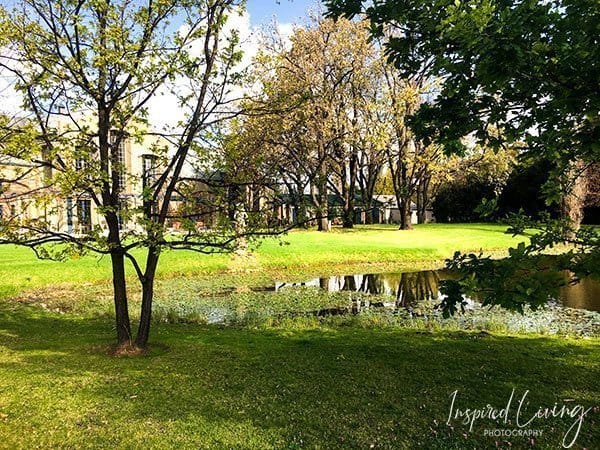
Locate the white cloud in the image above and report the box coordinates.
[0,50,27,116]
[0,7,291,134]
[147,7,258,131]
[0,78,23,116]
[223,8,255,60]
[277,22,295,44]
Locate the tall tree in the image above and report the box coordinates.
[326,0,599,313]
[379,65,428,230]
[354,101,388,224]
[251,17,379,230]
[0,0,263,350]
[376,60,447,229]
[327,0,599,227]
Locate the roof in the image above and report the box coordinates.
[373,195,397,206]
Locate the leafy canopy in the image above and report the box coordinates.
[326,0,599,173]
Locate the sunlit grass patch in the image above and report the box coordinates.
[0,223,526,301]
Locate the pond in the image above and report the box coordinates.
[274,270,600,312]
[153,268,599,336]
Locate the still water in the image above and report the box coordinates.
[274,270,600,312]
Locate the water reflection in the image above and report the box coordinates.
[276,270,600,312]
[559,277,600,311]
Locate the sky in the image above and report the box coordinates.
[245,0,324,27]
[143,1,325,128]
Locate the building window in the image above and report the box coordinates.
[75,157,86,171]
[110,130,126,191]
[142,154,157,189]
[76,199,91,233]
[66,198,73,233]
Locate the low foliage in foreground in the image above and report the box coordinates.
[16,283,599,338]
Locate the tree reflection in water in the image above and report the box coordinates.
[274,270,599,312]
[277,271,446,309]
[396,271,441,308]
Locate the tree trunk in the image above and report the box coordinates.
[233,202,248,255]
[317,194,331,232]
[315,176,330,232]
[135,248,159,349]
[365,208,374,225]
[342,207,354,228]
[318,219,330,231]
[363,172,378,224]
[416,175,430,224]
[561,161,588,234]
[399,199,413,230]
[292,183,308,228]
[341,176,354,227]
[357,158,380,226]
[296,201,308,228]
[342,153,357,229]
[388,134,414,230]
[111,251,132,345]
[416,204,426,224]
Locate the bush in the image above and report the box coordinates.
[432,179,497,222]
[497,158,560,219]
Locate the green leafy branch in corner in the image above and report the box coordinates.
[438,215,599,317]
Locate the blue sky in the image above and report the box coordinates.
[245,0,324,26]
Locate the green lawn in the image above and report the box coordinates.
[0,223,526,299]
[0,302,598,449]
[1,224,598,449]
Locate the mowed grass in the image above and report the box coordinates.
[0,302,598,449]
[0,223,526,299]
[6,223,596,449]
[257,223,522,267]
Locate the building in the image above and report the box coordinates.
[0,129,160,235]
[371,195,435,225]
[271,193,435,226]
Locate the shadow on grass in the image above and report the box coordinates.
[0,301,598,449]
[445,224,512,235]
